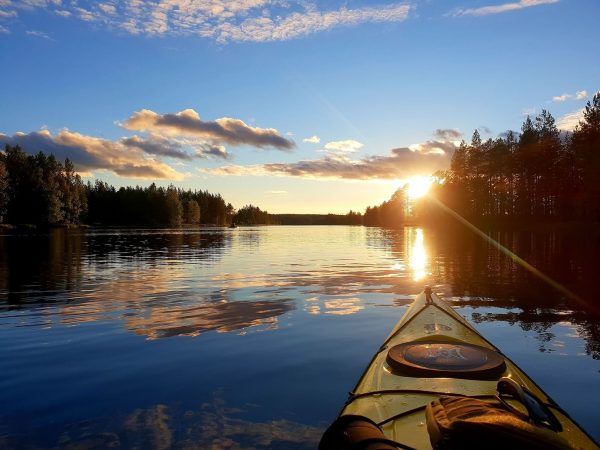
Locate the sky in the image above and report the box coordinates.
[0,0,599,214]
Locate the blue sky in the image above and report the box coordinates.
[1,0,598,213]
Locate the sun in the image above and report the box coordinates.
[406,176,433,199]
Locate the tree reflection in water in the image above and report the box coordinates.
[1,392,322,450]
[1,226,599,447]
[421,227,600,359]
[0,226,598,352]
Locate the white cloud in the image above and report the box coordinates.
[213,4,412,43]
[26,29,52,39]
[98,3,116,15]
[122,108,295,150]
[0,9,17,17]
[556,108,584,131]
[552,90,588,102]
[0,24,9,33]
[552,93,570,102]
[0,106,292,181]
[0,129,186,179]
[454,0,559,17]
[202,139,458,181]
[323,139,363,155]
[303,135,320,144]
[4,1,412,43]
[266,190,288,195]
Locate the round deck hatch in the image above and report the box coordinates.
[386,340,506,379]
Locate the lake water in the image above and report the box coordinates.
[0,226,598,449]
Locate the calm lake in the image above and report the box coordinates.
[0,226,599,449]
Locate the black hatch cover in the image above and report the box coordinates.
[386,340,506,380]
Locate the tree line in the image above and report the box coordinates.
[0,145,234,227]
[4,92,597,228]
[86,181,234,227]
[272,212,362,225]
[365,93,600,227]
[0,143,362,228]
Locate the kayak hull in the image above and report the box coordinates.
[340,291,598,450]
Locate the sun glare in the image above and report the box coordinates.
[406,176,433,199]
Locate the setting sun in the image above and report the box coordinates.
[406,176,433,200]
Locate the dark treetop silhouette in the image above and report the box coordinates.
[364,93,600,227]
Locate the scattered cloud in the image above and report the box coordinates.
[552,90,587,102]
[0,25,9,34]
[4,1,412,43]
[98,3,116,15]
[202,140,458,181]
[0,129,186,180]
[478,126,492,135]
[213,4,412,43]
[120,135,229,160]
[453,0,559,17]
[0,106,290,179]
[303,135,321,144]
[556,108,584,131]
[323,139,363,156]
[122,109,295,151]
[26,29,53,40]
[433,128,462,140]
[0,10,17,18]
[553,94,570,102]
[266,190,288,195]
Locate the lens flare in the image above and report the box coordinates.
[406,176,433,199]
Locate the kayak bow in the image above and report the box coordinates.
[328,288,598,450]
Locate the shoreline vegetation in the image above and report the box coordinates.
[1,94,598,232]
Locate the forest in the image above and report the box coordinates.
[0,145,234,227]
[364,93,600,227]
[2,93,598,228]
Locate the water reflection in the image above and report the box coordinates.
[1,226,600,446]
[409,228,427,281]
[1,393,322,450]
[125,297,293,339]
[1,227,599,348]
[304,296,364,315]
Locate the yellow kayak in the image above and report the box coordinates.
[321,288,598,450]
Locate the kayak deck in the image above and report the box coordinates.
[340,290,598,449]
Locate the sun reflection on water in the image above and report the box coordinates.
[410,228,427,281]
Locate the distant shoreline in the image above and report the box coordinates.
[3,220,600,234]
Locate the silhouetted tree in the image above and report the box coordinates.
[165,187,183,227]
[368,96,600,227]
[0,159,8,223]
[572,92,600,219]
[363,186,407,227]
[0,145,87,226]
[183,199,201,225]
[234,205,274,225]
